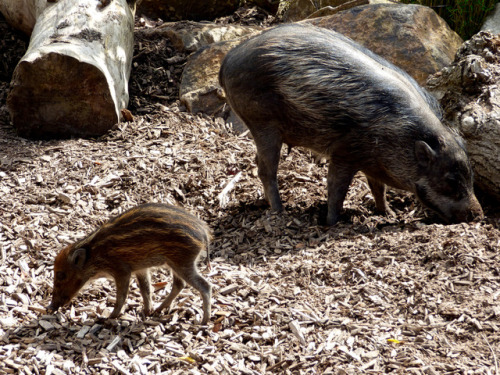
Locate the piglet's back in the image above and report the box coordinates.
[77,203,211,271]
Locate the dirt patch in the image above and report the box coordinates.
[1,9,499,375]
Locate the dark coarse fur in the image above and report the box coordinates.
[49,203,212,325]
[219,23,483,224]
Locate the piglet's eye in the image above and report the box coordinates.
[56,271,66,281]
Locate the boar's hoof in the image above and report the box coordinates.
[379,207,396,219]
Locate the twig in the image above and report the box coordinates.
[218,172,242,208]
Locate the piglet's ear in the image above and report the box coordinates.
[415,141,437,168]
[70,248,87,270]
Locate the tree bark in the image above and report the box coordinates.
[427,32,500,202]
[6,0,135,138]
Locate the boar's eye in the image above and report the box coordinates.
[56,271,66,281]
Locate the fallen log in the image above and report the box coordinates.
[0,0,45,36]
[6,0,136,138]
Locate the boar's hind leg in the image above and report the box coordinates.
[254,131,284,212]
[366,176,398,218]
[136,270,153,316]
[154,274,185,316]
[327,163,356,225]
[109,273,131,318]
[365,176,388,214]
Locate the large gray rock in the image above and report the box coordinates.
[138,21,259,53]
[179,32,260,115]
[306,4,463,86]
[179,42,229,114]
[283,0,367,22]
[283,0,396,22]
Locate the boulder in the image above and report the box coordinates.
[137,21,259,52]
[426,32,500,202]
[178,25,261,115]
[140,22,261,119]
[282,0,395,22]
[179,35,258,115]
[137,0,240,21]
[306,4,463,86]
[283,0,368,22]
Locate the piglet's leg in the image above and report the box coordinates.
[136,270,153,316]
[176,266,212,325]
[154,274,185,316]
[109,274,131,319]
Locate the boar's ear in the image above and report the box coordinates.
[69,248,88,270]
[415,141,437,168]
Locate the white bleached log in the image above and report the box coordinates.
[0,0,48,35]
[6,0,136,138]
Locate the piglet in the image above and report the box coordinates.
[47,203,212,324]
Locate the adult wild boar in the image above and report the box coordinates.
[219,24,483,224]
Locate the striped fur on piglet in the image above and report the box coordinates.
[48,203,212,324]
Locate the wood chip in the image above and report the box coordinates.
[289,320,307,346]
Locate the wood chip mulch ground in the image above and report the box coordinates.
[1,8,499,375]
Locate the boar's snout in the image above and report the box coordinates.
[444,194,484,224]
[416,180,484,224]
[460,195,484,223]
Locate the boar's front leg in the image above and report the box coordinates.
[253,129,283,212]
[109,272,131,318]
[327,162,356,225]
